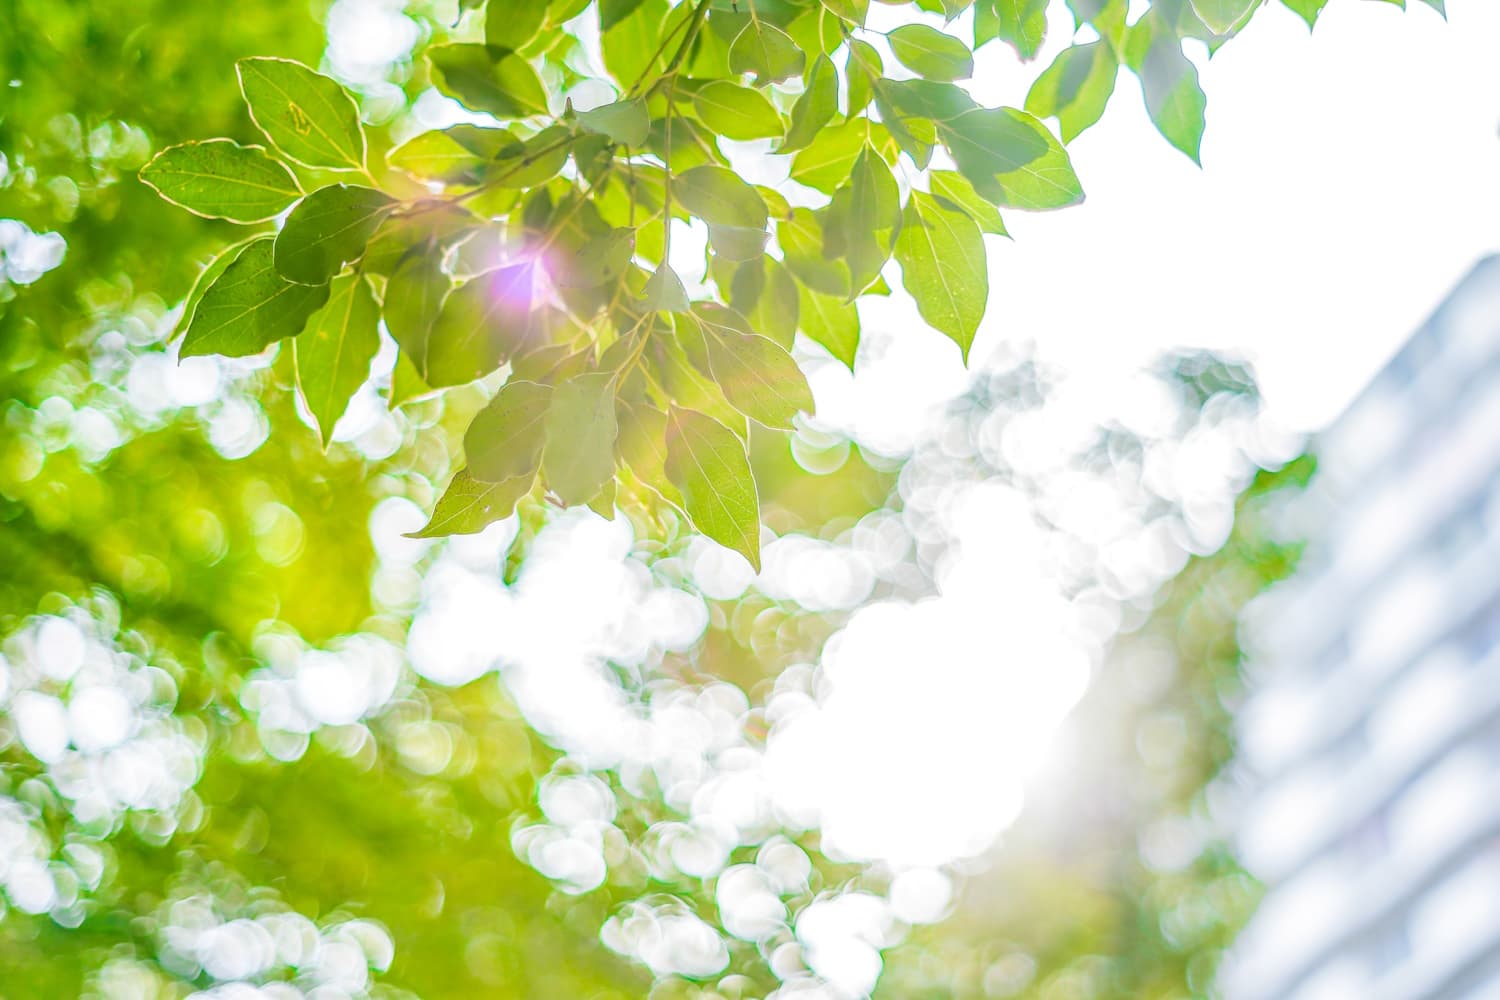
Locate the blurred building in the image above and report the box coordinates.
[1223,255,1500,1000]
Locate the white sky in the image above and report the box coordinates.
[973,0,1500,431]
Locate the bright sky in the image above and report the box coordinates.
[978,0,1500,431]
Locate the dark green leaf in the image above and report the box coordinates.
[599,0,649,30]
[666,407,761,570]
[887,24,974,81]
[237,57,366,171]
[383,251,451,369]
[274,185,396,285]
[692,82,785,142]
[181,237,331,358]
[294,272,380,448]
[406,468,533,538]
[173,237,260,340]
[466,379,553,482]
[894,191,987,363]
[577,97,651,146]
[427,44,549,119]
[542,371,619,505]
[139,140,300,223]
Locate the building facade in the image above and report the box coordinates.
[1223,255,1500,1000]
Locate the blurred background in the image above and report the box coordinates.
[1,0,1497,998]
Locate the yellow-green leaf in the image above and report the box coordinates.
[665,406,762,571]
[237,57,366,171]
[294,272,380,448]
[139,140,300,223]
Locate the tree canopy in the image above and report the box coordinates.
[0,0,1440,997]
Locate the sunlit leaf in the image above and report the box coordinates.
[692,82,785,142]
[427,43,550,119]
[895,191,987,363]
[422,264,536,387]
[666,406,761,570]
[181,237,330,358]
[294,272,380,448]
[172,236,261,340]
[1279,0,1327,26]
[990,0,1049,60]
[406,467,533,537]
[644,265,691,312]
[1132,29,1207,163]
[551,227,635,288]
[237,57,366,171]
[887,24,974,81]
[274,185,397,285]
[728,20,806,84]
[1025,41,1118,143]
[798,284,859,369]
[694,304,814,429]
[846,39,882,115]
[676,165,768,228]
[780,55,838,153]
[139,140,300,223]
[487,0,548,49]
[939,107,1084,210]
[542,371,619,505]
[1190,0,1260,34]
[928,170,1008,236]
[465,379,553,482]
[383,251,451,374]
[577,97,651,146]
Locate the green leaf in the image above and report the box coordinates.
[274,185,396,285]
[798,285,859,369]
[894,191,987,363]
[616,400,682,507]
[644,265,691,312]
[422,264,535,387]
[406,468,533,538]
[928,170,1008,236]
[887,24,974,81]
[387,126,511,183]
[676,165,768,228]
[665,407,762,571]
[1279,0,1327,27]
[487,0,548,49]
[840,145,900,295]
[383,251,451,370]
[599,0,649,30]
[139,140,300,223]
[1025,41,1118,143]
[542,371,619,506]
[577,97,651,146]
[465,379,553,482]
[427,44,549,119]
[1137,37,1207,163]
[789,120,868,194]
[728,20,806,84]
[237,57,366,171]
[846,40,882,115]
[692,82,784,142]
[779,207,849,297]
[551,227,634,288]
[693,304,814,429]
[993,0,1049,60]
[389,349,434,410]
[1190,0,1260,33]
[487,126,572,187]
[294,272,380,448]
[743,257,800,349]
[939,107,1084,210]
[181,237,331,358]
[173,237,260,340]
[780,55,838,153]
[602,0,670,89]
